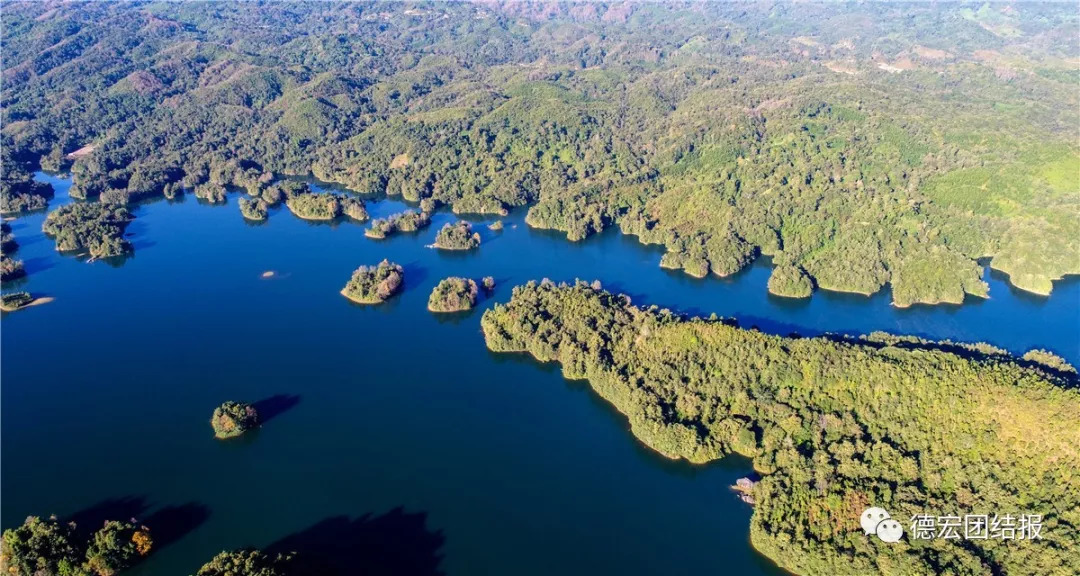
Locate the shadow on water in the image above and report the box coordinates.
[68,496,149,532]
[144,503,212,549]
[253,394,302,425]
[21,257,55,275]
[267,507,445,576]
[402,261,429,287]
[67,497,210,549]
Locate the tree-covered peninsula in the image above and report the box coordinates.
[340,260,404,305]
[481,281,1080,576]
[0,147,53,214]
[428,277,479,313]
[432,222,480,251]
[41,203,133,258]
[3,2,1075,305]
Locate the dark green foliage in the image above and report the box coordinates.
[341,259,404,304]
[767,264,813,298]
[194,184,227,204]
[433,221,480,251]
[1,222,17,254]
[1,255,26,281]
[84,520,152,576]
[1,2,1075,300]
[238,198,269,221]
[0,146,53,214]
[1,291,34,311]
[0,516,83,576]
[365,210,430,239]
[428,277,478,312]
[285,192,366,222]
[195,549,293,576]
[481,281,1080,575]
[41,203,133,257]
[211,401,259,439]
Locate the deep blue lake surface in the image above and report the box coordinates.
[2,173,1077,575]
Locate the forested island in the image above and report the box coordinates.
[481,281,1080,575]
[211,401,259,439]
[0,256,25,282]
[285,192,367,222]
[340,260,404,304]
[428,277,479,313]
[365,210,431,239]
[432,222,481,251]
[0,291,34,312]
[2,2,1075,305]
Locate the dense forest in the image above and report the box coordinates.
[481,281,1080,575]
[1,1,1076,304]
[1,515,152,576]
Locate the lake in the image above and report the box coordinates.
[2,173,1077,575]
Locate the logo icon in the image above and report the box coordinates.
[862,507,904,543]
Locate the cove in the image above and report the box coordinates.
[1,173,1076,575]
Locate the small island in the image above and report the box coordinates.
[767,264,813,298]
[488,220,503,231]
[1,291,34,311]
[211,401,259,439]
[433,221,480,251]
[341,259,404,304]
[238,197,269,221]
[428,277,479,313]
[286,192,367,222]
[482,276,496,292]
[41,203,134,258]
[1,255,25,281]
[365,210,431,239]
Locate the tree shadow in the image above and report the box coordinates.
[402,261,429,286]
[66,497,210,550]
[267,507,445,576]
[144,502,211,549]
[68,496,149,535]
[253,394,302,425]
[21,256,55,275]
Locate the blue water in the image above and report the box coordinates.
[2,173,1076,575]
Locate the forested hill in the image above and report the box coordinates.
[2,2,1077,303]
[481,280,1080,575]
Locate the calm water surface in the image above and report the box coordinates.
[2,174,1077,575]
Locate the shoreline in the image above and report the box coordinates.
[339,288,384,305]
